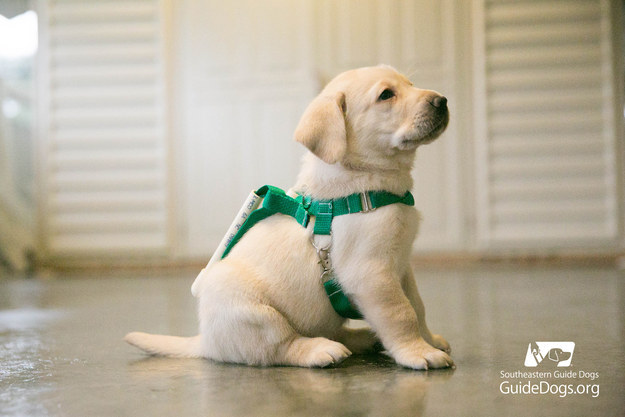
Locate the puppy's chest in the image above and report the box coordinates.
[331,205,419,255]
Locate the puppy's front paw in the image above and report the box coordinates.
[393,339,454,370]
[430,333,451,354]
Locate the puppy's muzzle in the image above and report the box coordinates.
[395,93,449,150]
[419,94,449,143]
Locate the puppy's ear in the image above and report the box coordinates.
[294,92,346,164]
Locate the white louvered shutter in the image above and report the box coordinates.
[40,0,169,257]
[474,0,620,248]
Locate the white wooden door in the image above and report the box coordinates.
[314,0,463,251]
[174,0,318,257]
[35,0,622,263]
[473,0,623,250]
[38,0,170,258]
[176,0,464,258]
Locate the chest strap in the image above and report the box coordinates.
[220,185,415,319]
[304,189,414,235]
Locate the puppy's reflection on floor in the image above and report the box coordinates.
[127,353,454,417]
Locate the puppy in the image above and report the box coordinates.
[126,65,453,370]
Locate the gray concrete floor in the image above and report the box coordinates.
[1,264,624,417]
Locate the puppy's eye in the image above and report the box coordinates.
[378,89,395,101]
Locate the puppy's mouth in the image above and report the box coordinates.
[399,111,449,150]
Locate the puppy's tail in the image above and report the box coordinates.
[124,332,202,358]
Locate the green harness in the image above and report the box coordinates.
[221,185,415,319]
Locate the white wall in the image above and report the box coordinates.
[20,0,625,267]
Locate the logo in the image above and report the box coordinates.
[499,341,599,398]
[524,341,575,367]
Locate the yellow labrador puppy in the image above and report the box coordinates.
[126,65,453,370]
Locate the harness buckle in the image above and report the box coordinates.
[311,234,333,277]
[359,192,375,213]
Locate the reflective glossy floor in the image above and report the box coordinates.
[1,264,624,417]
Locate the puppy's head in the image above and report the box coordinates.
[294,65,449,169]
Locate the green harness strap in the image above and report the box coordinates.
[221,186,310,259]
[220,185,415,319]
[305,189,415,235]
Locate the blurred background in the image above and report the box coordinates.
[0,0,623,272]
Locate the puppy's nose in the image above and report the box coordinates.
[431,96,447,109]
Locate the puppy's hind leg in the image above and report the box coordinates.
[246,306,353,367]
[200,291,351,367]
[279,336,352,368]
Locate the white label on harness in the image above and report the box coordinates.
[191,190,263,297]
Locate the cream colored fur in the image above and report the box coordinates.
[125,65,453,370]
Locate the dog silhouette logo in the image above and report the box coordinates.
[524,342,575,367]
